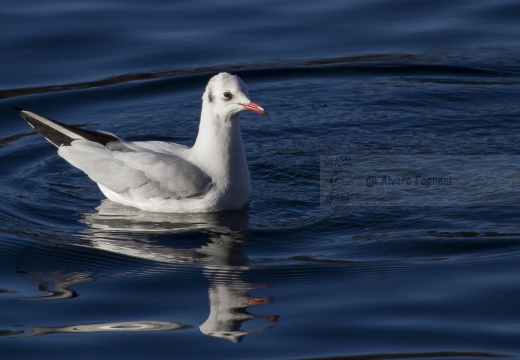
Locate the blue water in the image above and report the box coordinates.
[2,1,520,359]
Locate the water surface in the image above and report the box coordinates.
[1,1,520,359]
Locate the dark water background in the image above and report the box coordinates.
[2,1,520,359]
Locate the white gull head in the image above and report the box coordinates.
[202,72,267,121]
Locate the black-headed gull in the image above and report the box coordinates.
[15,72,267,213]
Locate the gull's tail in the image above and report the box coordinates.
[13,107,119,148]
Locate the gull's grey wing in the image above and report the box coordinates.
[58,140,212,200]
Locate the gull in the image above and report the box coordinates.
[15,72,267,213]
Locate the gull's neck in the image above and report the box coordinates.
[191,103,250,195]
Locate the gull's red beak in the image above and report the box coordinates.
[240,101,268,116]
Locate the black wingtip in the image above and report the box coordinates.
[15,108,121,147]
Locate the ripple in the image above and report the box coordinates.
[18,320,191,337]
[2,48,519,100]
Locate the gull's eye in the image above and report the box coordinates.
[223,91,233,100]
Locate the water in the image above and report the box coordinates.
[2,0,520,359]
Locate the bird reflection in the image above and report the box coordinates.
[200,278,279,343]
[198,234,279,342]
[18,200,279,342]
